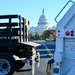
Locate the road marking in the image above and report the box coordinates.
[36,49,55,51]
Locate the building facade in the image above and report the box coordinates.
[30,9,56,35]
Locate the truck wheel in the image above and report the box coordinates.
[16,61,25,70]
[0,55,16,75]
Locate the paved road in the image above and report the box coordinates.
[14,41,55,75]
[14,58,50,75]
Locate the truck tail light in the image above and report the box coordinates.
[65,31,70,36]
[56,62,60,66]
[19,49,24,52]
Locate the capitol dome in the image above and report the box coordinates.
[30,9,51,35]
[38,9,49,25]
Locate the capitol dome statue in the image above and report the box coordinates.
[38,9,49,25]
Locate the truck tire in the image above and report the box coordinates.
[16,61,25,70]
[0,54,16,75]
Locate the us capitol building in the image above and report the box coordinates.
[30,9,56,35]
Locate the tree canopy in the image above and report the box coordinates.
[29,33,35,40]
[42,30,56,40]
[35,31,40,40]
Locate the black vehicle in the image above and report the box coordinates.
[0,14,40,75]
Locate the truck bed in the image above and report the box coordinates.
[0,41,40,48]
[0,14,29,47]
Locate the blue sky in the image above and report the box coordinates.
[0,0,75,27]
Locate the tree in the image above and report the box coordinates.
[42,30,56,40]
[29,33,35,40]
[35,31,40,40]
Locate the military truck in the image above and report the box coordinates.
[0,14,40,75]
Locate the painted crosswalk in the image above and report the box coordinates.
[36,49,55,58]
